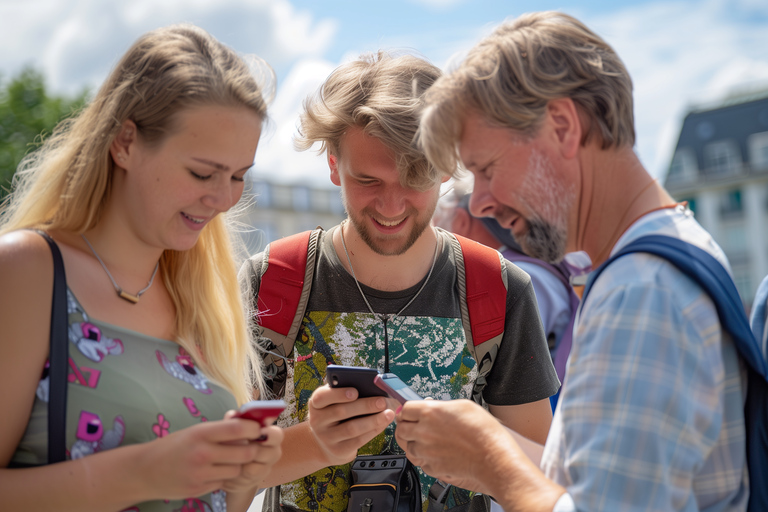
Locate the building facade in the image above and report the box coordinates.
[664,93,768,307]
[236,178,346,256]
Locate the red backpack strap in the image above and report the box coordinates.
[453,234,507,346]
[258,229,321,354]
[449,232,508,404]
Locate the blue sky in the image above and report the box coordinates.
[2,0,767,188]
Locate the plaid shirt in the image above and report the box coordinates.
[541,205,749,511]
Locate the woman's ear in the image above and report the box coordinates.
[109,119,139,168]
[546,98,582,160]
[328,153,341,186]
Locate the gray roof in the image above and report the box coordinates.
[667,94,768,181]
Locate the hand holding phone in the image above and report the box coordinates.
[374,373,423,405]
[234,399,286,426]
[325,365,387,398]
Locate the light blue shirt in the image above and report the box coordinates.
[541,205,749,511]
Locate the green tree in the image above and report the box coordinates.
[0,67,88,199]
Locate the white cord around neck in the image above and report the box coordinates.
[339,220,439,323]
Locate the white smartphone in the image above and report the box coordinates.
[373,373,423,405]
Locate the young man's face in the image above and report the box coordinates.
[458,112,576,263]
[330,126,440,256]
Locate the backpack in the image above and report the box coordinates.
[581,234,768,512]
[252,228,508,512]
[500,248,580,410]
[253,227,508,405]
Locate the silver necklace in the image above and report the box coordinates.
[81,234,159,304]
[340,221,439,370]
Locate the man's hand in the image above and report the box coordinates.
[307,384,395,466]
[395,399,566,512]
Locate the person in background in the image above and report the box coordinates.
[0,24,283,511]
[396,11,748,512]
[240,51,559,512]
[434,182,587,410]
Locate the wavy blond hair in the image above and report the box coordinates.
[420,11,635,176]
[295,51,442,191]
[0,24,273,404]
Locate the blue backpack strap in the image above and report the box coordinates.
[583,234,767,512]
[749,275,768,363]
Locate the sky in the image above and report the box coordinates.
[2,0,767,189]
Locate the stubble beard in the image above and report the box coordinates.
[342,195,435,257]
[514,149,575,264]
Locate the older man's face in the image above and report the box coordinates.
[458,112,576,263]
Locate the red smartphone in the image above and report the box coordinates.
[326,365,387,398]
[234,399,286,426]
[374,373,423,405]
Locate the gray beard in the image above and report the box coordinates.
[519,216,568,264]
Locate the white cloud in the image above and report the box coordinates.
[252,58,336,187]
[0,0,337,94]
[406,0,466,9]
[587,0,768,179]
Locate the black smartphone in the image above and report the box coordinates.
[374,373,423,404]
[326,365,388,398]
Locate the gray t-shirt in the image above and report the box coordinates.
[241,225,559,511]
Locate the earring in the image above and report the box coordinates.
[117,153,125,161]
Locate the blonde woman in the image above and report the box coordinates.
[0,24,283,511]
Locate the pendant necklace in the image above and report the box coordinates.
[340,220,439,372]
[81,234,159,304]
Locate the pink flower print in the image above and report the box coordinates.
[152,413,170,438]
[183,397,209,423]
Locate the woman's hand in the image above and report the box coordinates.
[307,384,395,466]
[138,418,277,500]
[219,412,284,493]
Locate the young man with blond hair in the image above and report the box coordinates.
[240,51,559,512]
[395,11,749,512]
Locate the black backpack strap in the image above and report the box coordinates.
[37,231,69,464]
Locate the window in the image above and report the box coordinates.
[669,148,697,180]
[310,189,331,212]
[271,185,292,209]
[250,180,272,208]
[292,186,310,211]
[704,140,741,174]
[720,222,747,254]
[329,190,345,215]
[719,189,743,218]
[748,131,768,170]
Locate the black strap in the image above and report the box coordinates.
[38,231,69,464]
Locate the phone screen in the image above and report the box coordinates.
[375,373,423,403]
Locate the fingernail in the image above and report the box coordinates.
[395,405,403,415]
[346,389,355,399]
[376,398,386,408]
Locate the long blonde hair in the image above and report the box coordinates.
[0,24,272,403]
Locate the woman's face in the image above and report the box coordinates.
[115,104,262,252]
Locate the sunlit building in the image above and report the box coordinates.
[237,178,346,256]
[664,91,768,307]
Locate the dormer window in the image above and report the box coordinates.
[748,131,768,171]
[703,140,741,174]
